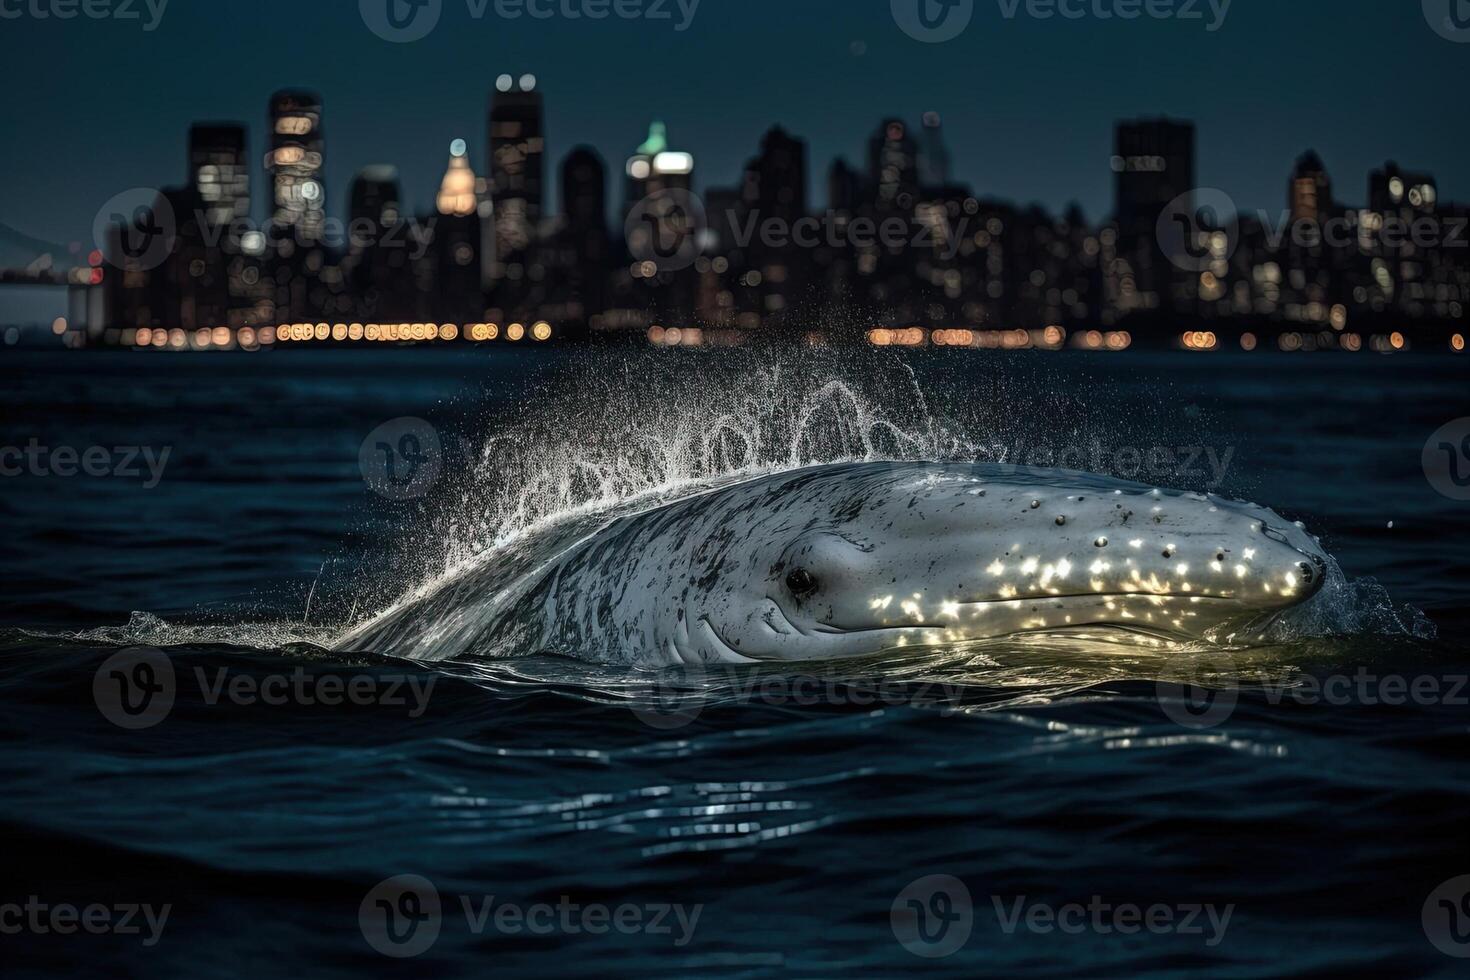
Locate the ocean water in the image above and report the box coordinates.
[1,346,1467,977]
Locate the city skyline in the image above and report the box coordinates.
[2,0,1467,258]
[55,81,1462,355]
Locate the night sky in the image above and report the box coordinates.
[0,0,1464,268]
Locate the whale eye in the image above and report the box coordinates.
[785,568,818,598]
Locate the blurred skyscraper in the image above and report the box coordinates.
[1290,150,1332,223]
[551,145,610,332]
[267,91,326,245]
[1369,161,1436,214]
[488,73,544,303]
[623,121,695,202]
[188,123,249,229]
[434,139,486,320]
[1113,118,1196,314]
[869,119,918,209]
[349,166,402,229]
[346,165,415,320]
[1113,118,1195,242]
[918,111,952,190]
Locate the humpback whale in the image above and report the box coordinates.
[336,462,1329,665]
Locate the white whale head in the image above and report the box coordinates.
[673,461,1329,662]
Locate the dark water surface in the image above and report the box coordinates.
[1,348,1468,977]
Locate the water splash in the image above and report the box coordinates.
[55,611,337,650]
[425,351,986,579]
[1268,555,1438,641]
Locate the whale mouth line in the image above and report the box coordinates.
[698,616,760,663]
[811,593,1254,636]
